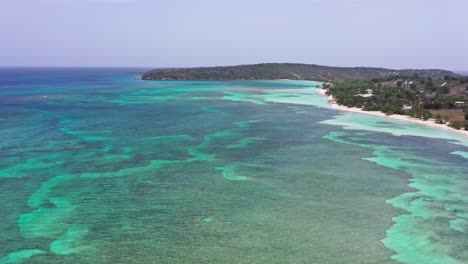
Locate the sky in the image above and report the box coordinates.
[1,0,467,70]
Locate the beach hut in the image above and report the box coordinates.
[402,105,413,110]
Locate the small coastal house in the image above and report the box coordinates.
[402,105,413,110]
[455,101,465,107]
[356,89,373,98]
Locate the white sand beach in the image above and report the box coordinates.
[316,88,468,137]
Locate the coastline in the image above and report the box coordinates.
[316,88,468,137]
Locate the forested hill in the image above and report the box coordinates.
[142,63,456,81]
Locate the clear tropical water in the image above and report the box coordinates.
[0,68,467,264]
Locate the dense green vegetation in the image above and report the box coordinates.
[142,63,455,81]
[326,80,431,117]
[449,121,465,130]
[326,74,468,128]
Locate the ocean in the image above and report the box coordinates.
[0,68,467,264]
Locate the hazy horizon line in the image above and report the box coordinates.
[0,63,466,73]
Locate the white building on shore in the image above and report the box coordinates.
[356,89,373,98]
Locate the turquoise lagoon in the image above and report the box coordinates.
[0,69,467,263]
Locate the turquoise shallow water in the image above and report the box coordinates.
[0,69,467,263]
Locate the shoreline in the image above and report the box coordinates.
[316,88,468,137]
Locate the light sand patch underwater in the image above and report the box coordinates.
[321,112,468,147]
[324,130,468,264]
[221,81,325,107]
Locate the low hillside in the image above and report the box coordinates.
[142,63,456,81]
